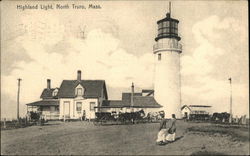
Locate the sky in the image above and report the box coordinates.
[1,1,248,119]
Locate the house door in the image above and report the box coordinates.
[184,112,188,118]
[64,101,70,117]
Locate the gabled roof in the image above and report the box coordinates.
[122,92,142,103]
[142,89,154,96]
[120,92,162,108]
[189,105,211,108]
[142,89,154,93]
[57,80,108,98]
[98,95,162,108]
[26,99,59,106]
[131,96,162,108]
[100,100,124,108]
[181,105,191,111]
[40,88,59,99]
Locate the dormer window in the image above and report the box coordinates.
[75,84,84,97]
[77,88,83,96]
[52,89,58,96]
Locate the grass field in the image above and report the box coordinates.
[1,120,249,155]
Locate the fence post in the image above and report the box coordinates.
[25,116,27,125]
[4,118,6,129]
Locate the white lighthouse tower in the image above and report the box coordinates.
[153,4,182,118]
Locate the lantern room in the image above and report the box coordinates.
[155,13,181,42]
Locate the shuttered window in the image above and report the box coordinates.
[76,102,82,113]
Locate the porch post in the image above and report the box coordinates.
[50,109,51,120]
[69,102,71,119]
[63,102,65,122]
[73,102,75,117]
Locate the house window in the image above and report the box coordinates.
[50,106,56,111]
[90,102,95,111]
[76,102,82,114]
[52,90,58,96]
[158,53,161,61]
[76,88,83,96]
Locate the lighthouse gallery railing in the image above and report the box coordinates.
[153,42,182,52]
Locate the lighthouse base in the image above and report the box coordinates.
[159,106,181,119]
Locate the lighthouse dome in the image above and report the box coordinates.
[155,13,181,42]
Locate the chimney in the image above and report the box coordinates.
[77,70,81,81]
[131,82,134,108]
[47,79,51,89]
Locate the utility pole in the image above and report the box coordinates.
[17,78,22,121]
[131,82,134,113]
[229,78,232,123]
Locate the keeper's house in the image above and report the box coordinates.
[27,70,108,120]
[26,70,162,120]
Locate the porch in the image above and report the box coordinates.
[26,100,60,120]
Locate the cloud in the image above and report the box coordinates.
[1,12,248,119]
[1,15,155,118]
[181,15,249,116]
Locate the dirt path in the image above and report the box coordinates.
[1,121,249,155]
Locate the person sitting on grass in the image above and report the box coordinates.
[156,116,168,145]
[166,114,176,142]
[156,114,177,145]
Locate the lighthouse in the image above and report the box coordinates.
[153,4,182,118]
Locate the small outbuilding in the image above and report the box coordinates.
[181,105,212,119]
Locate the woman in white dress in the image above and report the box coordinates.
[166,114,176,142]
[156,114,176,145]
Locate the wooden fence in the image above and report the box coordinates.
[1,118,36,130]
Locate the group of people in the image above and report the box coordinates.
[156,114,177,145]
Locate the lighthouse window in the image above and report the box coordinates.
[158,53,161,61]
[166,21,170,27]
[162,21,169,27]
[166,28,170,33]
[160,22,163,27]
[158,23,163,29]
[174,29,178,34]
[170,22,175,27]
[159,29,163,34]
[163,21,167,27]
[170,28,174,33]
